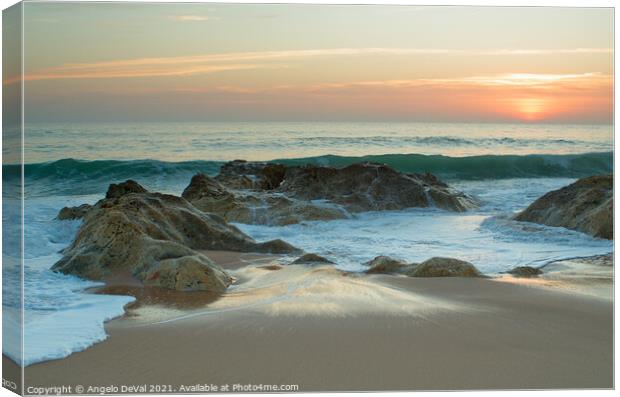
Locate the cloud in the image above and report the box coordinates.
[172,15,215,21]
[17,48,613,83]
[303,72,611,91]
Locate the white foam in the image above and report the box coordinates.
[236,178,612,274]
[4,195,135,366]
[130,265,468,325]
[22,292,134,366]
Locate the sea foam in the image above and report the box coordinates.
[237,178,613,274]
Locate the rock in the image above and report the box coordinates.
[364,256,409,274]
[144,254,231,292]
[182,173,348,226]
[507,266,542,277]
[514,175,612,239]
[53,180,300,291]
[216,160,287,190]
[255,239,301,254]
[183,161,477,226]
[105,179,147,199]
[259,265,283,271]
[291,253,334,265]
[407,257,482,277]
[276,162,477,212]
[181,173,255,221]
[57,204,93,220]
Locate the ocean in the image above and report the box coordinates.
[2,121,614,366]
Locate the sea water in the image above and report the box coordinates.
[2,121,614,366]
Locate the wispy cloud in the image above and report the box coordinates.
[302,72,611,91]
[16,47,612,83]
[11,64,280,84]
[172,15,216,22]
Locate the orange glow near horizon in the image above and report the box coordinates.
[513,98,549,121]
[15,51,613,123]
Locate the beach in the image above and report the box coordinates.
[12,251,613,392]
[2,122,613,391]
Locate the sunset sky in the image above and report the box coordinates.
[15,3,614,123]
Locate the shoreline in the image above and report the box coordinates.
[11,252,614,391]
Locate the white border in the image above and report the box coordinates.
[0,2,616,397]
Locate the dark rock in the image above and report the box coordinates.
[407,257,482,277]
[184,161,477,226]
[507,266,542,277]
[514,175,612,239]
[291,253,334,265]
[216,160,286,190]
[57,204,93,220]
[106,180,147,199]
[256,239,302,255]
[182,173,347,226]
[276,162,477,212]
[364,256,409,274]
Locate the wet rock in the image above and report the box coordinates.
[291,253,334,265]
[507,266,543,277]
[364,256,410,274]
[255,239,301,254]
[182,173,347,226]
[216,160,287,190]
[184,161,477,226]
[407,257,482,277]
[144,254,231,292]
[105,180,147,199]
[514,175,612,239]
[57,204,93,220]
[276,162,477,212]
[53,180,300,292]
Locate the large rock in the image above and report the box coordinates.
[182,173,348,226]
[216,160,287,190]
[53,181,300,292]
[406,257,482,278]
[277,163,476,212]
[183,161,477,226]
[252,162,476,212]
[514,175,612,239]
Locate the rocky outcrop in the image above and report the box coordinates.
[53,181,300,292]
[216,160,287,190]
[182,161,477,226]
[277,162,476,212]
[514,175,612,239]
[181,174,347,226]
[406,257,482,278]
[57,204,93,220]
[291,253,334,265]
[507,266,542,277]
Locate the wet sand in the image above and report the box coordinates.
[12,252,615,392]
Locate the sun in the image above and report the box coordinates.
[514,97,548,121]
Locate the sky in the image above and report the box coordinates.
[10,3,615,123]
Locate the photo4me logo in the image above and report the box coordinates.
[2,378,18,391]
